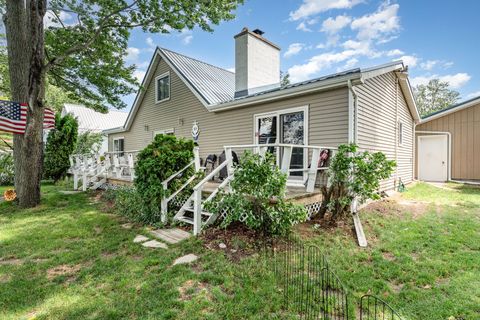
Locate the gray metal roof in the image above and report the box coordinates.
[159,48,235,105]
[62,104,128,133]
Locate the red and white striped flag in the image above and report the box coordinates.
[0,100,28,134]
[0,100,57,134]
[43,108,56,130]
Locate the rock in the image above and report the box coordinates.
[173,254,198,266]
[133,235,149,243]
[230,249,237,253]
[142,240,168,249]
[121,223,133,229]
[219,243,227,249]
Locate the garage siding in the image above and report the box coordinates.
[356,71,414,190]
[416,101,480,180]
[109,56,350,159]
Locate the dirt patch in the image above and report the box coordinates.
[0,258,23,265]
[178,280,212,302]
[200,223,265,262]
[101,252,117,260]
[382,251,396,261]
[94,226,103,234]
[298,214,356,238]
[0,274,11,283]
[47,264,82,281]
[361,198,430,219]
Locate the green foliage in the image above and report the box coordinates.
[75,131,104,155]
[320,144,396,218]
[280,71,291,87]
[42,0,243,111]
[0,152,14,185]
[414,79,460,117]
[109,186,162,225]
[134,134,195,223]
[205,152,307,236]
[43,113,78,182]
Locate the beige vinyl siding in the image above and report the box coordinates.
[356,71,414,190]
[416,102,480,180]
[109,56,349,159]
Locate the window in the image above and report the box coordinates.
[155,72,170,103]
[113,137,124,155]
[398,122,403,146]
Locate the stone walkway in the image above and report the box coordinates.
[149,228,191,244]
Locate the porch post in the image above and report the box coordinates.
[193,147,201,172]
[306,148,320,193]
[193,189,202,235]
[160,181,168,223]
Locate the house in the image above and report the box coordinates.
[105,27,420,191]
[62,104,128,154]
[415,96,480,182]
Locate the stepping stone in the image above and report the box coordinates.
[133,235,149,243]
[173,254,198,266]
[121,223,133,229]
[150,228,191,244]
[59,190,82,195]
[142,240,168,249]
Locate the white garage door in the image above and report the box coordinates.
[418,135,448,182]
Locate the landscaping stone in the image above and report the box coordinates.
[59,190,82,195]
[219,243,227,249]
[133,235,149,243]
[121,223,133,229]
[173,254,198,266]
[150,228,191,244]
[142,240,168,249]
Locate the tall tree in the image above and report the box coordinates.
[413,79,460,117]
[2,0,243,207]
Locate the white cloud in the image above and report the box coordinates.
[226,67,235,73]
[146,37,155,47]
[284,43,305,58]
[411,73,471,89]
[182,35,193,45]
[466,91,480,99]
[321,15,352,34]
[337,58,359,71]
[420,60,438,71]
[133,70,146,82]
[398,55,418,68]
[290,0,363,21]
[351,3,400,41]
[297,22,313,32]
[45,10,75,28]
[386,49,404,56]
[126,47,140,62]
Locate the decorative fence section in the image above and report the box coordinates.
[270,237,404,320]
[359,295,403,320]
[272,238,351,319]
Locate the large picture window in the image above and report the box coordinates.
[155,72,170,103]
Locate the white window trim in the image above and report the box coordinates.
[113,137,125,152]
[253,105,309,183]
[398,121,403,146]
[153,128,175,137]
[155,71,171,104]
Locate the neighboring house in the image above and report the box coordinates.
[62,104,128,154]
[105,28,420,191]
[416,96,480,182]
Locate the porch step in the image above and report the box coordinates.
[182,207,213,216]
[177,216,194,225]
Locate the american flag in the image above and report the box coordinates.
[0,100,56,134]
[0,100,28,134]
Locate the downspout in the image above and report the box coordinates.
[416,130,452,181]
[394,77,399,189]
[347,79,359,144]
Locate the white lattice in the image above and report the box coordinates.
[217,201,323,221]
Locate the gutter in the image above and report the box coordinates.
[210,73,363,112]
[416,130,452,181]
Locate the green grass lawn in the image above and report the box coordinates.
[1,182,479,319]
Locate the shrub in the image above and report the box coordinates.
[43,113,78,182]
[111,186,161,224]
[0,153,14,185]
[134,134,195,224]
[205,152,307,236]
[75,131,104,155]
[318,143,396,219]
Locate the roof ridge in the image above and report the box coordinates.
[158,47,234,74]
[422,94,480,119]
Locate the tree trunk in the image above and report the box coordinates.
[5,0,47,207]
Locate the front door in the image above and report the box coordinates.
[418,135,448,182]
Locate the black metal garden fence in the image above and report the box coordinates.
[268,236,405,320]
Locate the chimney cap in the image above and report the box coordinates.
[234,27,280,50]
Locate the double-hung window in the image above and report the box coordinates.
[113,137,125,156]
[155,72,170,103]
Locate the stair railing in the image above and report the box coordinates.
[160,147,202,223]
[191,158,232,235]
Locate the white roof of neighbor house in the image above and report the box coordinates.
[62,104,128,133]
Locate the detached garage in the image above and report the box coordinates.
[416,96,480,182]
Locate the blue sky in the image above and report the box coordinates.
[122,0,480,111]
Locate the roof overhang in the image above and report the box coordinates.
[394,70,421,123]
[420,96,480,124]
